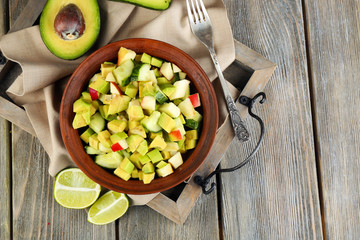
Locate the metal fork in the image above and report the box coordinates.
[186,0,249,142]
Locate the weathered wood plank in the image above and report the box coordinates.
[0,118,11,240]
[220,0,323,239]
[304,0,360,238]
[11,126,117,239]
[0,1,11,239]
[8,0,116,238]
[118,191,219,240]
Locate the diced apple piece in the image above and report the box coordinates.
[105,72,116,82]
[169,129,183,141]
[178,98,196,119]
[160,62,174,81]
[188,93,201,108]
[110,82,122,95]
[169,80,190,100]
[88,87,100,100]
[163,142,180,152]
[117,47,136,66]
[156,163,174,177]
[172,63,181,73]
[168,152,183,169]
[141,96,156,111]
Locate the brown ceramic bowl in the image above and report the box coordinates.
[60,38,218,195]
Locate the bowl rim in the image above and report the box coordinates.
[60,38,218,194]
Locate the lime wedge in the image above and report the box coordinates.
[54,168,101,209]
[88,191,129,225]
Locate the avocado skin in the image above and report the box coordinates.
[110,0,172,10]
[40,0,100,60]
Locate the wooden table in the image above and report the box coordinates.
[1,0,359,239]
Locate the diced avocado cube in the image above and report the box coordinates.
[108,95,131,115]
[149,135,167,151]
[138,171,144,181]
[156,160,167,169]
[89,76,110,94]
[80,128,95,144]
[140,53,152,64]
[131,168,139,178]
[126,135,145,152]
[139,155,151,165]
[186,130,198,140]
[89,134,99,150]
[73,98,91,113]
[81,92,92,103]
[129,126,147,138]
[97,130,112,148]
[146,149,163,164]
[101,62,116,78]
[143,172,155,184]
[142,162,155,174]
[125,83,138,98]
[72,112,87,129]
[114,167,131,181]
[127,105,144,121]
[160,84,176,98]
[185,139,197,150]
[151,56,163,68]
[136,140,148,156]
[107,119,127,133]
[149,131,163,139]
[157,112,176,133]
[129,152,143,169]
[161,151,171,160]
[110,132,128,144]
[120,157,135,174]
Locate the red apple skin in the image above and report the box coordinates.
[111,143,124,152]
[110,82,122,95]
[89,87,99,100]
[169,129,183,141]
[188,93,200,108]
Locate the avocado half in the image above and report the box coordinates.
[40,0,100,60]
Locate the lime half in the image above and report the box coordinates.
[54,168,101,209]
[88,191,129,225]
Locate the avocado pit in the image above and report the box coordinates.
[54,4,85,40]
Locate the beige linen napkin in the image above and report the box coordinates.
[0,0,235,204]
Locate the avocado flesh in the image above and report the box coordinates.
[40,0,100,60]
[110,0,172,10]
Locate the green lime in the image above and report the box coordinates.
[88,191,129,225]
[54,168,101,209]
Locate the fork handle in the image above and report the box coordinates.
[208,47,250,142]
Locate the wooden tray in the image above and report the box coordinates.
[0,39,276,224]
[146,40,276,224]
